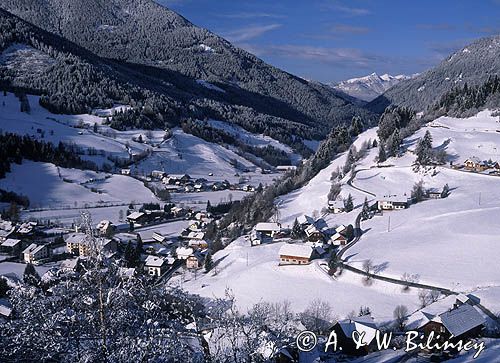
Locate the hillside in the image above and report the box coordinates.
[180,109,500,327]
[0,0,375,138]
[333,73,413,102]
[368,35,500,113]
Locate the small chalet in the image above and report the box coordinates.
[127,211,147,226]
[255,222,281,238]
[176,246,194,260]
[96,220,115,237]
[0,238,22,255]
[464,157,486,171]
[304,224,324,242]
[297,215,314,228]
[276,165,297,172]
[377,196,409,210]
[330,232,348,246]
[426,188,443,199]
[144,255,167,277]
[188,239,209,250]
[186,251,205,270]
[330,316,378,356]
[121,168,131,175]
[151,170,165,179]
[23,243,49,264]
[171,206,187,218]
[278,244,313,265]
[420,304,485,343]
[328,200,345,214]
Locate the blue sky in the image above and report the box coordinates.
[158,0,500,83]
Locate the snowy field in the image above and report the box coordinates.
[277,110,500,298]
[0,161,159,209]
[191,110,500,321]
[179,238,424,322]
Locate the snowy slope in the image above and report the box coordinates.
[179,237,423,320]
[332,73,414,102]
[279,110,500,295]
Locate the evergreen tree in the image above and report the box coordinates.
[386,129,401,157]
[204,251,213,272]
[291,218,303,239]
[376,142,387,163]
[344,194,354,212]
[441,183,450,198]
[23,263,40,286]
[415,130,433,165]
[206,200,212,212]
[93,122,98,133]
[135,235,143,264]
[124,241,136,268]
[361,197,370,220]
[0,277,9,297]
[411,180,425,203]
[350,116,363,136]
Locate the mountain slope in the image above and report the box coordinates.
[333,72,413,102]
[0,0,376,135]
[367,35,500,113]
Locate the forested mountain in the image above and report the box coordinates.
[367,35,500,113]
[0,0,376,144]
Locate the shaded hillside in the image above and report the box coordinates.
[0,0,376,136]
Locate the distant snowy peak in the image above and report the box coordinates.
[333,72,415,102]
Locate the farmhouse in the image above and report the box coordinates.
[23,243,49,264]
[121,168,131,175]
[188,239,209,250]
[144,255,167,277]
[276,165,297,172]
[127,211,147,226]
[96,220,115,237]
[254,222,281,238]
[176,246,194,260]
[377,196,409,210]
[151,170,165,179]
[328,200,345,214]
[420,304,485,342]
[426,188,443,199]
[278,244,313,265]
[330,232,348,246]
[297,215,314,228]
[464,157,500,172]
[186,251,205,270]
[304,224,324,242]
[0,238,22,255]
[330,316,378,356]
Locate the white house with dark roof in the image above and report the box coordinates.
[23,243,49,264]
[254,222,281,237]
[377,195,410,210]
[144,255,166,277]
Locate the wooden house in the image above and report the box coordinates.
[329,316,378,356]
[0,238,22,255]
[278,244,313,265]
[377,196,409,210]
[254,222,281,238]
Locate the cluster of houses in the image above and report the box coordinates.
[249,215,352,266]
[462,157,500,174]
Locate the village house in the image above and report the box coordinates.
[186,251,206,270]
[151,170,165,179]
[464,157,500,172]
[171,206,187,218]
[254,222,281,238]
[420,304,485,343]
[329,316,378,356]
[426,188,443,199]
[328,200,345,214]
[152,232,167,243]
[144,255,167,277]
[23,243,49,264]
[17,221,38,236]
[330,232,348,246]
[176,246,194,260]
[377,196,409,210]
[121,168,131,175]
[65,233,87,255]
[276,165,297,172]
[96,220,115,237]
[188,239,209,250]
[297,215,314,228]
[0,238,22,256]
[304,224,324,242]
[278,244,314,265]
[127,211,148,226]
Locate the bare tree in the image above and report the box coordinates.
[401,272,420,291]
[393,305,409,331]
[300,299,335,334]
[418,290,431,308]
[362,259,374,281]
[429,290,440,303]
